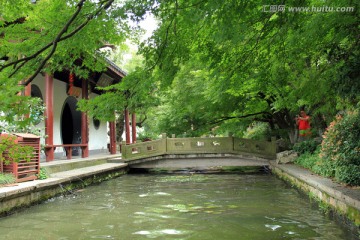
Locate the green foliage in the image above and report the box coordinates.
[131,0,360,140]
[295,109,360,185]
[319,110,360,185]
[293,139,320,155]
[243,122,271,140]
[311,156,336,178]
[1,0,359,145]
[78,66,157,122]
[0,173,16,185]
[0,134,33,164]
[0,97,45,134]
[137,131,158,142]
[37,167,49,180]
[335,164,360,186]
[0,0,146,124]
[295,151,336,178]
[295,152,321,172]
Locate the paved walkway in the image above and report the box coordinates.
[0,154,125,199]
[40,153,122,166]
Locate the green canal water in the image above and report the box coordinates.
[0,174,358,240]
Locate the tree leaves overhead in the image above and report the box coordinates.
[0,0,131,82]
[137,0,359,138]
[1,0,359,140]
[0,0,148,126]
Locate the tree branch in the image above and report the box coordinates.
[1,0,87,73]
[1,0,116,85]
[208,111,271,125]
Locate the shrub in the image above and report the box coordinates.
[243,122,271,140]
[335,165,360,186]
[319,109,360,186]
[295,152,319,169]
[137,132,158,142]
[0,173,16,185]
[293,139,320,155]
[0,134,34,164]
[312,156,336,178]
[37,167,49,180]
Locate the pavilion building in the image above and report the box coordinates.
[25,59,136,161]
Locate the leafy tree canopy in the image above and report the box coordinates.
[0,0,149,126]
[1,0,359,141]
[137,0,359,139]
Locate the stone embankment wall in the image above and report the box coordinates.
[270,160,360,230]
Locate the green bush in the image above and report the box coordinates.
[0,173,16,185]
[243,122,271,140]
[0,134,34,164]
[335,165,360,186]
[319,109,360,186]
[295,152,319,169]
[295,151,336,178]
[37,167,49,180]
[293,139,320,155]
[311,156,336,178]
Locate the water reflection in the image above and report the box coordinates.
[0,174,357,240]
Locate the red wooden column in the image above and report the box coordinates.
[125,109,131,144]
[131,113,137,143]
[81,78,89,158]
[45,73,54,161]
[109,121,116,154]
[24,82,31,96]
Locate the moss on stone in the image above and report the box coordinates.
[271,166,360,229]
[0,169,127,217]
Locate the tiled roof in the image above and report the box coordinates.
[104,57,127,78]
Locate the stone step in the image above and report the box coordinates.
[41,154,122,174]
[50,163,128,180]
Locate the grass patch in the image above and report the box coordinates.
[0,173,16,185]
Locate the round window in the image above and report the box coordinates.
[93,117,100,130]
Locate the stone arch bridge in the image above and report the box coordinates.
[121,135,277,172]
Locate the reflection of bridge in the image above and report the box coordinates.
[121,135,277,171]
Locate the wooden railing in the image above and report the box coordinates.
[121,135,277,161]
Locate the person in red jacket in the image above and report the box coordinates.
[296,110,311,141]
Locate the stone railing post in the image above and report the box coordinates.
[162,133,167,153]
[121,141,127,158]
[228,132,234,152]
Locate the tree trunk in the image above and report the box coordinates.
[288,128,298,144]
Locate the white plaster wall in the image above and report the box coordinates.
[32,75,108,153]
[88,92,108,151]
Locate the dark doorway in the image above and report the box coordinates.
[61,97,82,156]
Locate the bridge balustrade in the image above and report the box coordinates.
[121,138,167,160]
[122,136,276,161]
[166,137,233,154]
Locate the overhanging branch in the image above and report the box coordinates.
[1,0,116,85]
[209,111,271,125]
